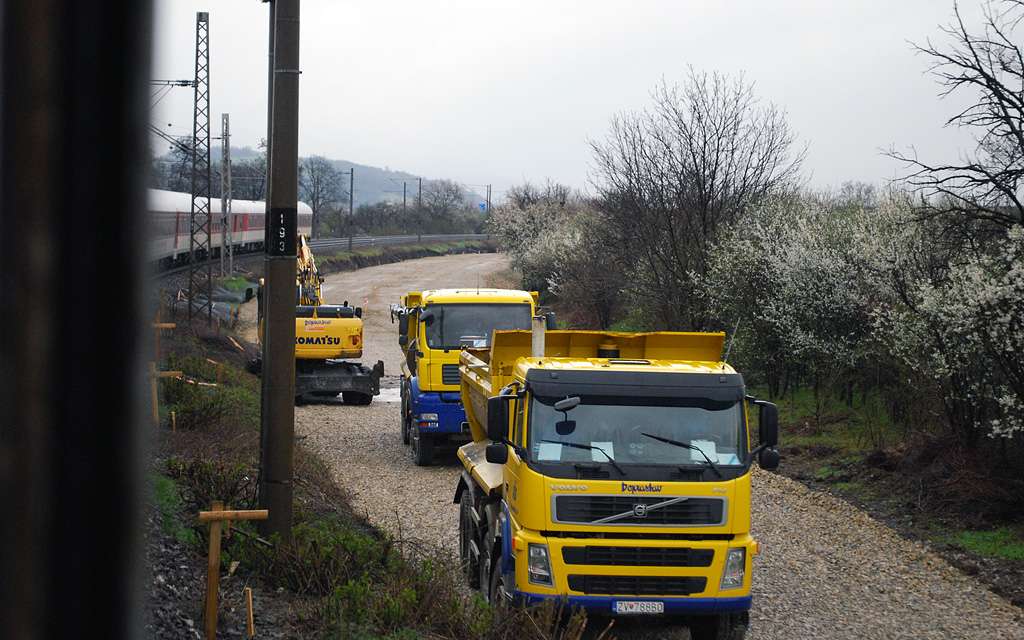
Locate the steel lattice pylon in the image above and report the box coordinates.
[188,11,213,325]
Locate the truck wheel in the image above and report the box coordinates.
[411,424,434,466]
[459,491,480,588]
[342,391,372,405]
[488,562,509,611]
[400,383,411,445]
[688,613,747,640]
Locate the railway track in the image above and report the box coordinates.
[147,233,492,322]
[150,233,489,280]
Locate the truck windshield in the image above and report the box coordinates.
[423,303,532,350]
[527,394,746,468]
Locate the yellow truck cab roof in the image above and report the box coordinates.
[522,357,735,374]
[420,288,536,305]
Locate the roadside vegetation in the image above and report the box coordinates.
[487,0,1024,608]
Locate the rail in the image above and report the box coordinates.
[150,233,491,278]
[307,233,488,253]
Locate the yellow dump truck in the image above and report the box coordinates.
[454,321,779,640]
[389,289,543,465]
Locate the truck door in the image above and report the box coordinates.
[504,393,526,518]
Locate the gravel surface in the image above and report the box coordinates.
[291,253,1024,639]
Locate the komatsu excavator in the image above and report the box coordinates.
[249,234,383,404]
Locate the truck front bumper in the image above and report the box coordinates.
[510,590,751,615]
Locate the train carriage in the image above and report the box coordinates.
[147,188,312,269]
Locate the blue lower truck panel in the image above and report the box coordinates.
[412,386,467,435]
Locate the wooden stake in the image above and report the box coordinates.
[198,504,268,640]
[149,362,183,427]
[204,501,224,640]
[171,411,176,433]
[152,321,176,361]
[245,587,254,637]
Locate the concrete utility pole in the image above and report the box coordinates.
[347,167,354,251]
[258,0,300,544]
[220,113,233,277]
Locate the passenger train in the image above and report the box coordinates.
[148,188,313,270]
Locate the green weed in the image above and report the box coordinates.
[954,528,1024,562]
[150,473,197,544]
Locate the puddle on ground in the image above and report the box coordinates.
[375,387,401,403]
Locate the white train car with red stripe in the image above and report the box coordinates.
[148,188,313,269]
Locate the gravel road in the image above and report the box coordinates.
[294,253,1024,640]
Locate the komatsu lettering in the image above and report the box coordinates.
[296,336,341,345]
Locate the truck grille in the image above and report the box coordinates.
[567,574,707,596]
[562,546,714,567]
[553,495,725,526]
[441,364,460,385]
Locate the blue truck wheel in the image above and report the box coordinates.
[411,422,434,466]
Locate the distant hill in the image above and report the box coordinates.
[212,146,487,210]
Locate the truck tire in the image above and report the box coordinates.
[400,382,411,445]
[459,491,480,588]
[411,423,434,466]
[460,491,479,585]
[342,391,372,405]
[688,613,747,640]
[489,562,509,611]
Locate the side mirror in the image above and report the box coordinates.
[399,334,409,347]
[485,442,509,464]
[355,307,362,319]
[756,401,778,448]
[758,448,780,470]
[398,312,409,335]
[420,308,435,326]
[487,395,509,442]
[545,312,557,330]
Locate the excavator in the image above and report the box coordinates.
[249,234,383,404]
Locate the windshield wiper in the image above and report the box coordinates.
[641,432,722,478]
[542,439,625,476]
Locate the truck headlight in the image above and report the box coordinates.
[420,413,438,422]
[527,543,553,586]
[720,548,745,590]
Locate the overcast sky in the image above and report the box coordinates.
[150,0,988,203]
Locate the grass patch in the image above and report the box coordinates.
[953,528,1024,562]
[218,275,252,294]
[151,472,197,544]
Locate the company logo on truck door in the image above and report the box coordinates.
[549,484,588,492]
[621,482,664,494]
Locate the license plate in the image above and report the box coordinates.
[613,600,664,615]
